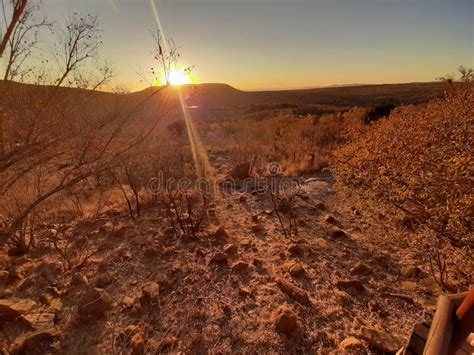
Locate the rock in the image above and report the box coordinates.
[339,337,364,353]
[130,333,146,354]
[10,329,60,354]
[283,261,305,277]
[79,288,113,315]
[368,300,388,316]
[209,252,228,265]
[287,243,304,256]
[230,162,251,179]
[251,214,259,223]
[401,281,417,291]
[141,282,160,303]
[232,261,249,272]
[37,261,62,284]
[328,228,350,238]
[239,287,252,297]
[210,226,228,239]
[276,278,310,305]
[335,279,365,292]
[21,312,56,330]
[122,296,135,308]
[223,244,238,255]
[401,266,421,278]
[350,263,372,276]
[95,273,113,288]
[0,299,36,318]
[358,326,401,353]
[273,305,297,334]
[239,194,247,203]
[323,214,335,223]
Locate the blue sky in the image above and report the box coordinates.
[6,0,474,90]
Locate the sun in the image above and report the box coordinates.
[167,69,192,86]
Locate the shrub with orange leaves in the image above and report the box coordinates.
[333,86,473,247]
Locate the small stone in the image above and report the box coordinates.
[401,266,421,278]
[350,263,372,276]
[252,258,263,267]
[209,252,228,265]
[283,261,305,277]
[223,244,238,255]
[239,287,252,297]
[358,326,401,353]
[130,333,146,354]
[339,337,364,353]
[95,273,113,288]
[328,228,350,238]
[239,194,247,203]
[123,296,135,308]
[368,300,388,316]
[276,278,310,305]
[232,261,249,272]
[273,305,297,334]
[79,288,113,315]
[335,279,365,292]
[323,214,335,223]
[287,244,304,256]
[401,281,417,291]
[211,226,228,239]
[251,214,259,223]
[141,282,159,302]
[315,202,326,210]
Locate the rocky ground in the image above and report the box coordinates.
[0,160,448,354]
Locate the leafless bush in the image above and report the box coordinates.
[267,177,301,238]
[161,188,210,238]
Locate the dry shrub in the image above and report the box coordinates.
[333,86,473,247]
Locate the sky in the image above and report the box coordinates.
[4,0,474,91]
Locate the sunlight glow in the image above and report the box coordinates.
[167,69,192,86]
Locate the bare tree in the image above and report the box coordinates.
[0,0,28,57]
[2,0,50,81]
[53,12,102,87]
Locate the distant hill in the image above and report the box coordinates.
[2,80,446,112]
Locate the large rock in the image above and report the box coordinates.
[273,305,297,334]
[78,288,113,315]
[9,329,61,354]
[231,261,250,272]
[276,278,310,305]
[358,326,401,353]
[0,299,37,318]
[21,312,56,330]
